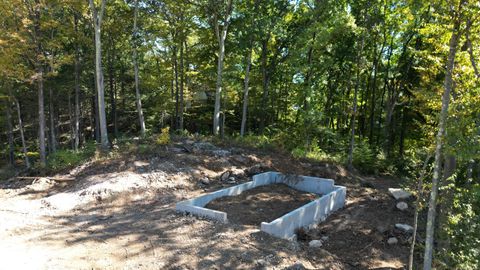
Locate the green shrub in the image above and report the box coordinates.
[352,139,376,173]
[46,142,95,171]
[156,127,171,145]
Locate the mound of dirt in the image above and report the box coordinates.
[206,184,318,225]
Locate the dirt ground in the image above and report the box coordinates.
[206,184,318,225]
[0,139,418,269]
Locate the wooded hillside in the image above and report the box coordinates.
[0,0,479,269]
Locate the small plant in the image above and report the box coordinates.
[156,127,171,145]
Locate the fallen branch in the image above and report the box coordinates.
[15,176,75,182]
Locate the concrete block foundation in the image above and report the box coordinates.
[176,172,346,240]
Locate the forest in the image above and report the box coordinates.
[0,0,479,269]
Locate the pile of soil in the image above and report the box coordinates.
[206,183,318,225]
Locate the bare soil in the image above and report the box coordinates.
[0,139,420,269]
[206,184,318,225]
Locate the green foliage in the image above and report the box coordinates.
[351,139,375,173]
[46,142,96,171]
[156,127,171,145]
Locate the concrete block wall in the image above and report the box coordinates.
[175,172,346,240]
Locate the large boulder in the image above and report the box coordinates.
[388,188,412,200]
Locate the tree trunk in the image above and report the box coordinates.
[48,87,56,153]
[133,0,146,136]
[212,0,233,135]
[173,45,179,129]
[38,68,47,167]
[423,2,464,268]
[74,13,81,151]
[240,45,252,137]
[409,154,432,270]
[347,37,364,169]
[179,34,185,131]
[5,99,14,166]
[259,37,269,134]
[213,27,227,135]
[12,97,29,168]
[89,0,109,149]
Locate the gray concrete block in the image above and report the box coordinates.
[175,172,346,239]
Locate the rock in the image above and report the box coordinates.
[396,201,408,211]
[376,225,388,234]
[134,161,149,167]
[193,142,217,151]
[31,177,56,191]
[226,176,236,184]
[360,180,375,188]
[212,150,231,157]
[231,155,249,165]
[395,223,414,233]
[220,171,231,181]
[308,240,323,248]
[239,251,252,262]
[255,259,267,266]
[388,188,412,200]
[285,261,306,270]
[321,236,329,241]
[200,178,210,185]
[245,164,265,176]
[387,237,398,245]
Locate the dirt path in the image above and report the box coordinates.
[0,141,415,269]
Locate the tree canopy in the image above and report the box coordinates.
[0,0,479,268]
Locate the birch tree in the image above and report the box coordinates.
[211,0,233,135]
[423,0,466,268]
[132,0,146,136]
[88,0,109,149]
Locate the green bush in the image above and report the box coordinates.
[352,139,376,173]
[47,142,95,171]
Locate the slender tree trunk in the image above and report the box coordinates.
[172,45,179,129]
[74,13,81,151]
[259,37,269,134]
[179,35,185,131]
[89,0,109,149]
[423,3,464,268]
[399,106,407,157]
[213,27,227,135]
[133,0,146,136]
[48,87,56,153]
[212,0,233,135]
[108,44,118,138]
[38,68,47,167]
[13,97,29,168]
[347,37,364,169]
[369,36,386,142]
[240,45,252,137]
[68,91,74,149]
[409,154,432,270]
[5,99,14,166]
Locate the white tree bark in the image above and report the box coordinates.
[423,1,464,268]
[132,0,146,136]
[89,0,109,149]
[212,0,233,135]
[74,12,81,151]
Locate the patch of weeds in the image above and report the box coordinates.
[47,141,96,171]
[156,127,171,145]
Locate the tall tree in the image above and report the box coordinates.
[423,0,466,268]
[211,0,233,135]
[88,0,109,149]
[132,0,146,136]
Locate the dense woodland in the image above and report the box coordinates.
[0,0,479,269]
